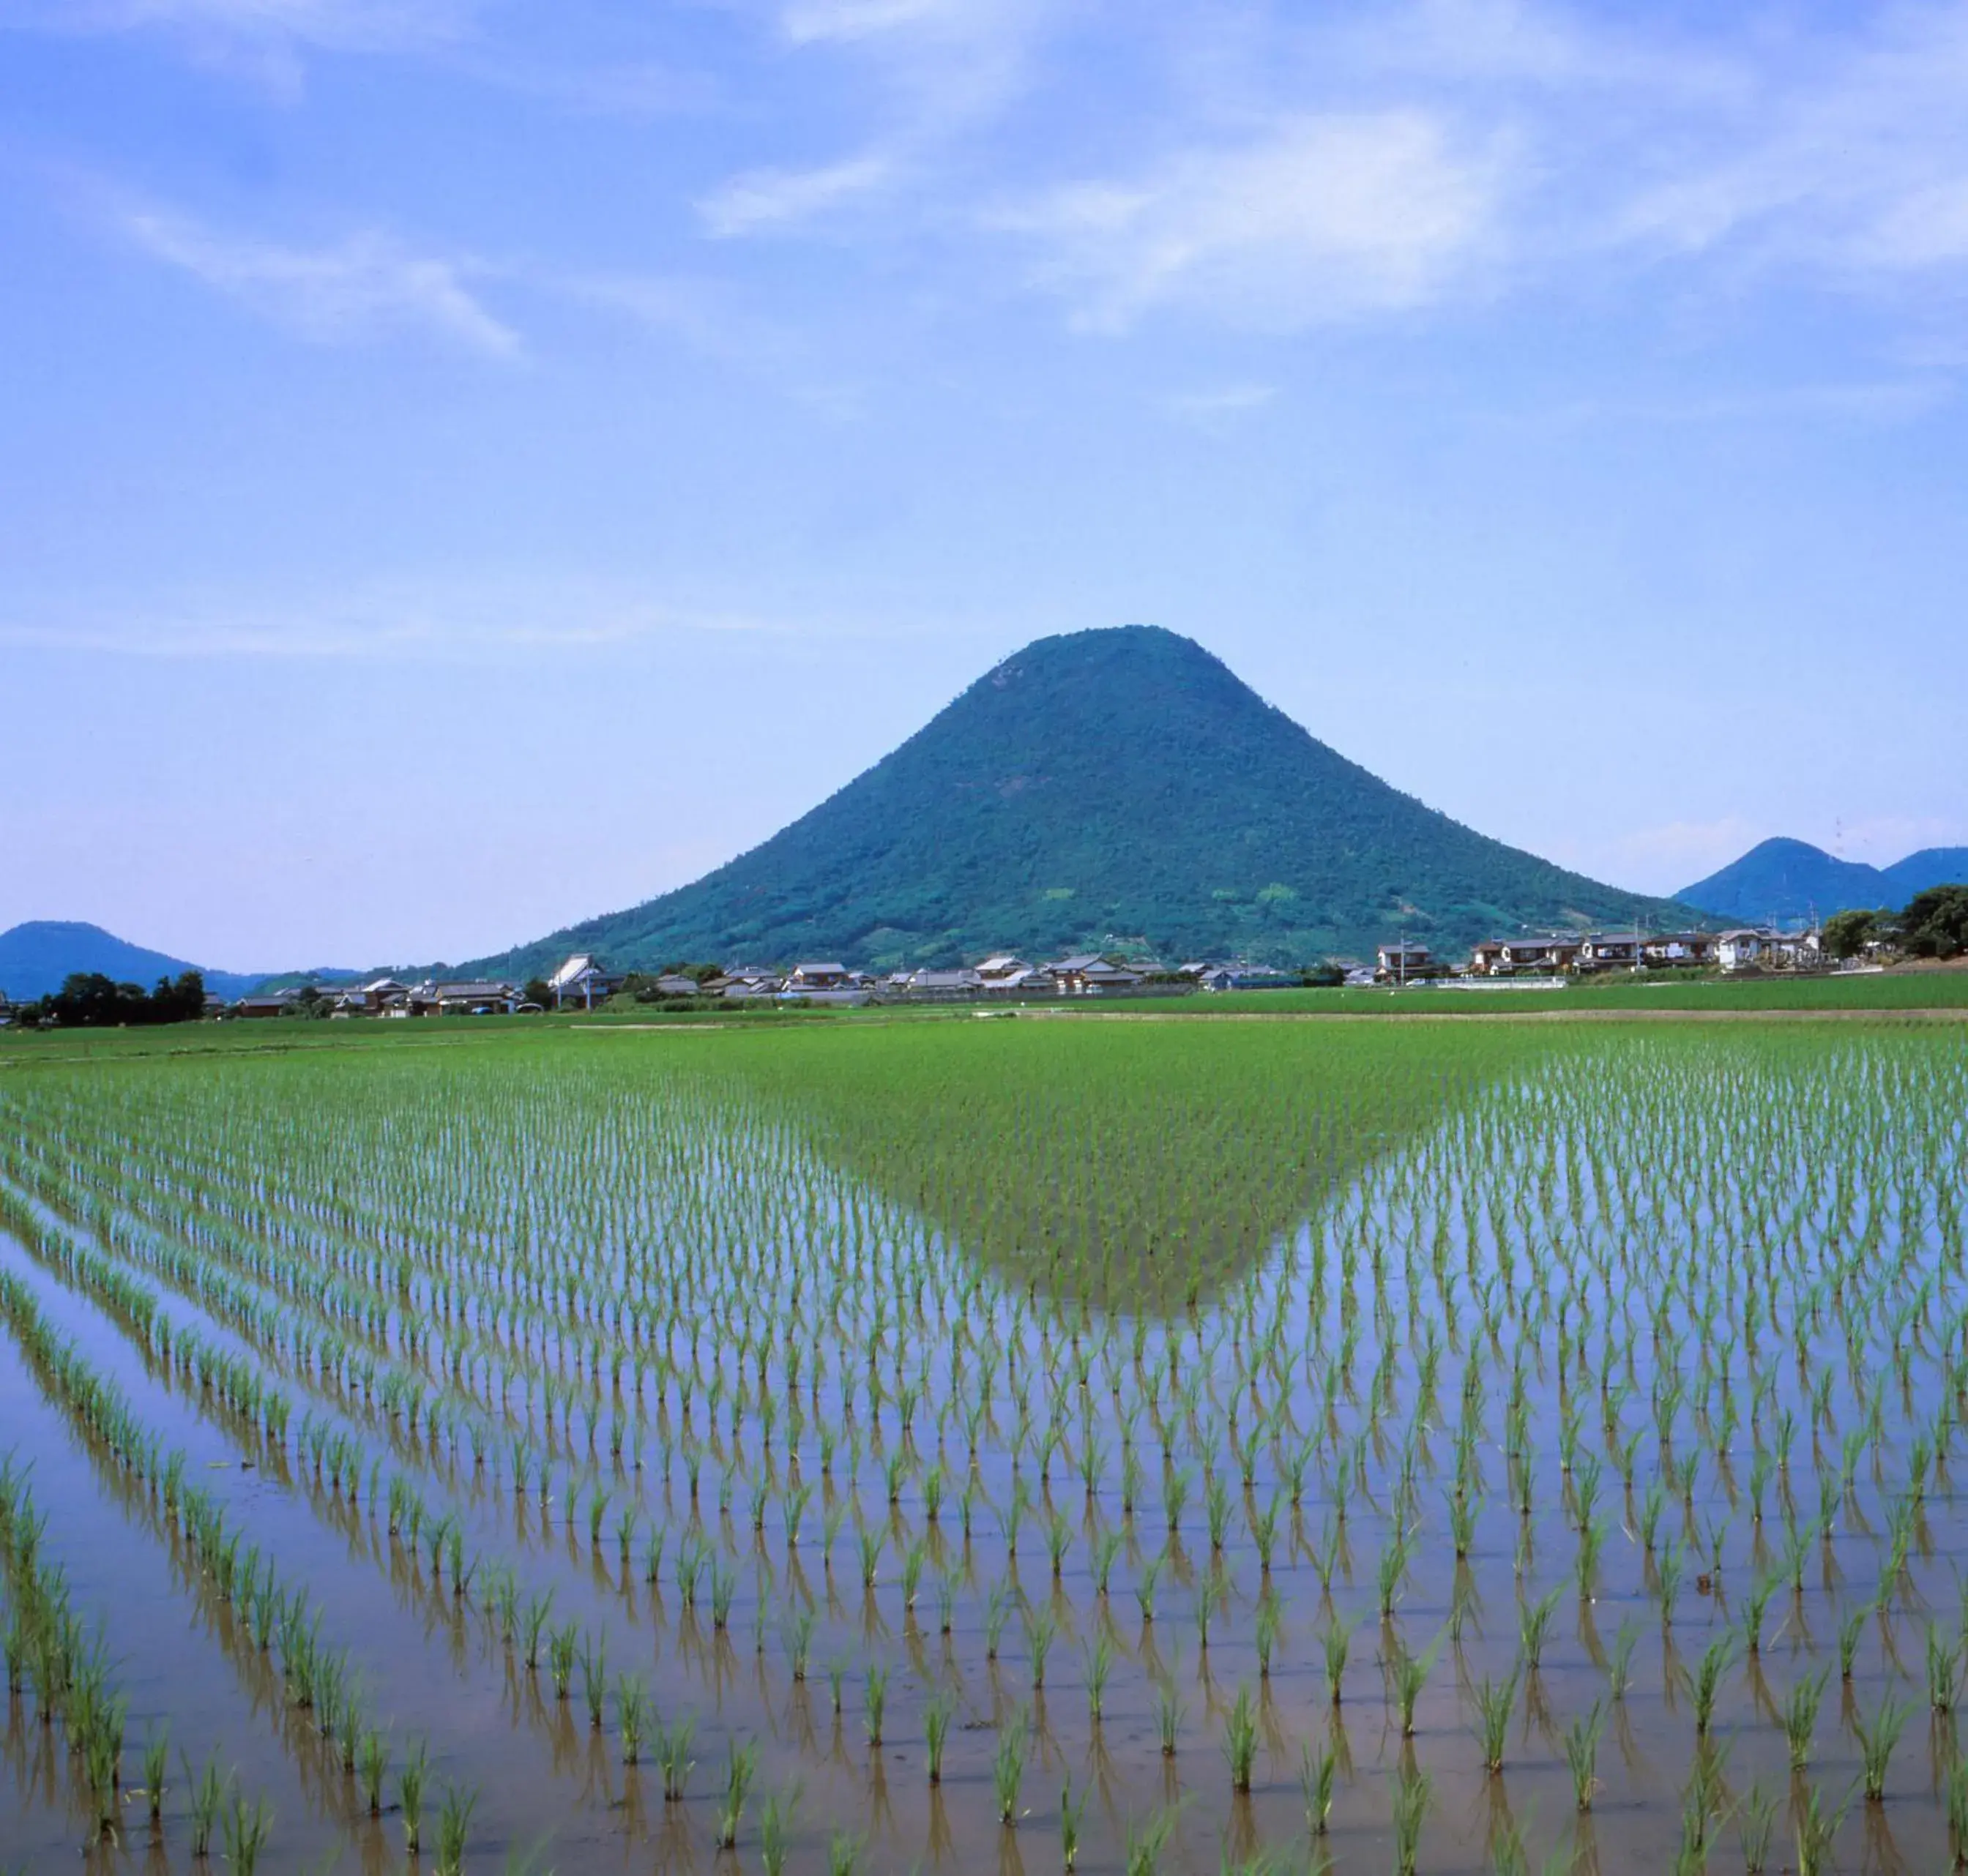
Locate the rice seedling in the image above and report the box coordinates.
[715,1739,757,1847]
[1690,1636,1734,1735]
[220,1795,273,1875]
[1322,1619,1351,1707]
[1060,1775,1088,1870]
[185,1753,227,1858]
[1563,1701,1604,1811]
[923,1690,953,1782]
[436,1785,477,1876]
[1517,1580,1565,1673]
[1793,1779,1850,1876]
[1391,1763,1431,1876]
[1783,1667,1828,1770]
[1300,1739,1336,1834]
[1223,1683,1259,1790]
[758,1782,799,1876]
[1084,1632,1114,1720]
[656,1715,696,1801]
[1390,1629,1442,1737]
[1933,1621,1963,1713]
[1123,1804,1180,1876]
[1854,1691,1910,1801]
[827,1828,862,1875]
[1737,1781,1778,1875]
[992,1707,1028,1823]
[1474,1670,1518,1773]
[614,1675,648,1765]
[399,1738,430,1856]
[1157,1679,1185,1756]
[141,1722,168,1823]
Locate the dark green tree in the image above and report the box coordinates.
[1901,885,1968,959]
[1821,908,1879,960]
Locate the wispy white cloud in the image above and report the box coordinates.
[559,271,795,367]
[1586,9,1968,285]
[999,112,1510,332]
[0,581,792,660]
[777,0,1051,124]
[779,0,953,44]
[482,58,720,119]
[698,154,895,237]
[122,208,519,355]
[1163,383,1278,420]
[1498,378,1953,430]
[1,0,472,51]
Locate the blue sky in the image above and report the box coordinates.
[3,0,1965,969]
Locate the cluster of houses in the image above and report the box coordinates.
[32,920,1828,1027]
[224,950,1305,1017]
[1374,926,1826,983]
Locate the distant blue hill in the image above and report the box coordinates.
[1679,839,1968,924]
[0,921,273,1002]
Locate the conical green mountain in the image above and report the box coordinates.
[476,625,1699,974]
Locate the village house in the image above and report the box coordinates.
[720,971,784,999]
[1045,954,1144,994]
[1645,932,1719,968]
[1498,935,1584,973]
[905,967,985,999]
[436,980,523,1014]
[982,967,1053,993]
[549,955,624,1009]
[1576,933,1644,971]
[1375,943,1433,983]
[327,976,407,1014]
[1717,929,1822,973]
[786,962,851,990]
[236,990,301,1018]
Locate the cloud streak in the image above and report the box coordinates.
[698,155,895,237]
[1000,112,1510,332]
[122,209,520,355]
[0,583,793,660]
[2,0,474,52]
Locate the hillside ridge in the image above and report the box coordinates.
[467,625,1703,976]
[1680,838,1968,924]
[0,920,268,1003]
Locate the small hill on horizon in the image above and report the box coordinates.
[469,625,1704,976]
[1678,838,1968,924]
[0,921,269,1003]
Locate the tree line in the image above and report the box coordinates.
[6,971,208,1028]
[1822,884,1968,960]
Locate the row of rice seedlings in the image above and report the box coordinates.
[0,1209,805,1861]
[0,1269,474,1869]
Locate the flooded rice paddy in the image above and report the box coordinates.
[0,1019,1964,1875]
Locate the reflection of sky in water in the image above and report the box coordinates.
[1,1028,1965,1873]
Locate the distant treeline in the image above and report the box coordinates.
[1824,886,1968,960]
[9,971,208,1028]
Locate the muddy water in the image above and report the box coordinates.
[1,1035,1964,1874]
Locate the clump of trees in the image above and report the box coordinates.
[14,971,208,1028]
[1822,885,1968,961]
